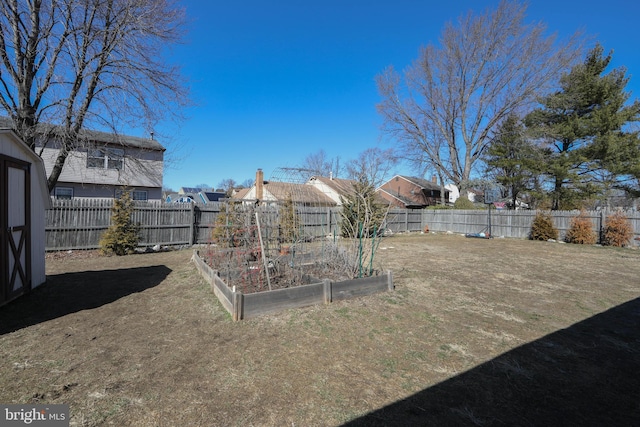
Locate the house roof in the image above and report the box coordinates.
[233,187,250,199]
[233,180,336,205]
[0,116,165,152]
[264,181,335,205]
[308,175,357,197]
[398,175,442,191]
[179,187,204,194]
[377,188,426,208]
[0,129,52,208]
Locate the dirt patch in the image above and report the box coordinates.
[2,233,640,426]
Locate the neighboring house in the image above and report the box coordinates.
[445,184,460,204]
[0,117,165,200]
[377,175,450,209]
[0,129,51,306]
[234,169,336,206]
[306,175,357,206]
[166,189,226,204]
[231,187,251,201]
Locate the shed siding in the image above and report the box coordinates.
[0,131,49,290]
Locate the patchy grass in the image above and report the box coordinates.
[1,234,639,426]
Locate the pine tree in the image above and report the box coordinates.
[525,45,640,209]
[485,113,542,209]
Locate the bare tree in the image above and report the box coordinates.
[0,0,189,190]
[217,178,237,196]
[302,149,342,177]
[345,147,398,188]
[239,178,254,188]
[376,0,582,196]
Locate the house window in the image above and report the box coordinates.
[87,147,124,169]
[115,189,148,201]
[54,187,73,199]
[132,190,147,201]
[87,149,105,168]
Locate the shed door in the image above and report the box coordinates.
[0,156,31,305]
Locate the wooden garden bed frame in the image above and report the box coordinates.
[192,250,393,320]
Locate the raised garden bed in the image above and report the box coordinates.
[192,249,393,320]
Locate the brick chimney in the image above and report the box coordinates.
[431,174,437,184]
[256,168,264,202]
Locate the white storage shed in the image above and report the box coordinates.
[0,129,51,306]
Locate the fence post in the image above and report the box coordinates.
[323,279,331,304]
[233,291,243,321]
[386,270,394,291]
[189,202,195,246]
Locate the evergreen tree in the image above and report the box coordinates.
[100,191,140,255]
[525,45,640,209]
[485,114,542,209]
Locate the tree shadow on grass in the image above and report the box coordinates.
[0,265,172,335]
[344,297,640,426]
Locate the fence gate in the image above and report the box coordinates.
[0,155,31,305]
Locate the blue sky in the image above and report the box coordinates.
[160,0,640,191]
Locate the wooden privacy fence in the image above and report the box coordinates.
[46,199,195,250]
[45,200,341,251]
[45,200,640,251]
[191,250,394,320]
[385,208,640,242]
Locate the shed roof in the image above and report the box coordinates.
[0,129,52,208]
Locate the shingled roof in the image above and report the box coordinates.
[398,175,441,191]
[0,116,165,152]
[262,181,336,205]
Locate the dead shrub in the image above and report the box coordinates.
[602,211,633,247]
[565,211,597,245]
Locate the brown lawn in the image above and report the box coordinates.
[1,233,639,426]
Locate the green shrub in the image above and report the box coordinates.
[100,192,140,255]
[529,211,558,241]
[565,211,596,245]
[602,211,633,247]
[453,197,475,210]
